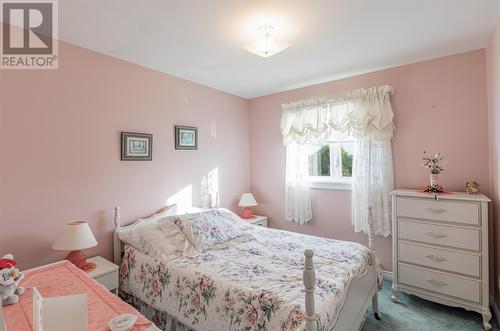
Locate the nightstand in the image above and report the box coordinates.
[241,215,268,227]
[86,256,119,294]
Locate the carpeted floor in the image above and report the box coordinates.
[363,280,498,331]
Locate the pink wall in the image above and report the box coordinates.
[487,19,500,304]
[0,40,250,270]
[249,50,490,271]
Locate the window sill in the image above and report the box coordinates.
[310,180,352,191]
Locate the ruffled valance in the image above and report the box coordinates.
[280,85,395,145]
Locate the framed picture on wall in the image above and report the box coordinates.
[175,126,198,150]
[121,132,152,160]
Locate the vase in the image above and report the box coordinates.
[430,174,439,186]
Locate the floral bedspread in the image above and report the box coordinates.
[120,225,377,331]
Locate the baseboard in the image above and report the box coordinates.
[382,270,393,281]
[490,295,500,323]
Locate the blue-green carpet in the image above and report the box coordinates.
[363,280,497,331]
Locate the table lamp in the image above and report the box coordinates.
[53,221,98,272]
[239,193,258,219]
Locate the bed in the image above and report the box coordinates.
[113,206,382,331]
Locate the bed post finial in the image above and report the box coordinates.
[113,206,121,265]
[303,249,316,331]
[114,206,121,227]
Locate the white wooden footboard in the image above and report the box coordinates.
[303,206,380,331]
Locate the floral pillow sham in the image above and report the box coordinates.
[159,209,251,252]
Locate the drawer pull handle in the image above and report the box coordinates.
[425,231,448,239]
[426,279,448,287]
[426,255,448,262]
[426,207,447,214]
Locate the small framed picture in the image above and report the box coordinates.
[175,126,198,150]
[121,132,152,160]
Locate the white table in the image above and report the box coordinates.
[87,256,119,294]
[240,215,268,227]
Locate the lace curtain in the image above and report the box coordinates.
[351,138,394,236]
[285,142,312,224]
[280,86,395,236]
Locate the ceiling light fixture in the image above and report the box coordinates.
[243,25,290,58]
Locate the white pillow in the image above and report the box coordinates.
[159,218,198,258]
[118,219,197,258]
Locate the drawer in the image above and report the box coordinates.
[253,219,268,227]
[399,220,480,251]
[398,263,480,303]
[397,197,479,225]
[399,242,480,277]
[94,271,118,291]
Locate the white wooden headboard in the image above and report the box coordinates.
[113,204,178,265]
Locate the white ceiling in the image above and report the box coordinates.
[57,0,500,98]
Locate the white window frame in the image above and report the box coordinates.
[309,141,353,190]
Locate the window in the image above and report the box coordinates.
[308,141,353,189]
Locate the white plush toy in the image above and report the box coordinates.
[0,254,25,306]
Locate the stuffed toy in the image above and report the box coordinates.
[0,254,25,306]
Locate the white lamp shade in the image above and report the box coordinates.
[238,193,258,207]
[53,221,98,251]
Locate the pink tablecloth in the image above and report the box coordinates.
[3,260,152,331]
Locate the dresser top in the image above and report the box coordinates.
[390,189,490,202]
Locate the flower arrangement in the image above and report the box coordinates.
[422,151,445,175]
[422,151,445,193]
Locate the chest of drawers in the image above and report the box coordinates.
[391,189,491,330]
